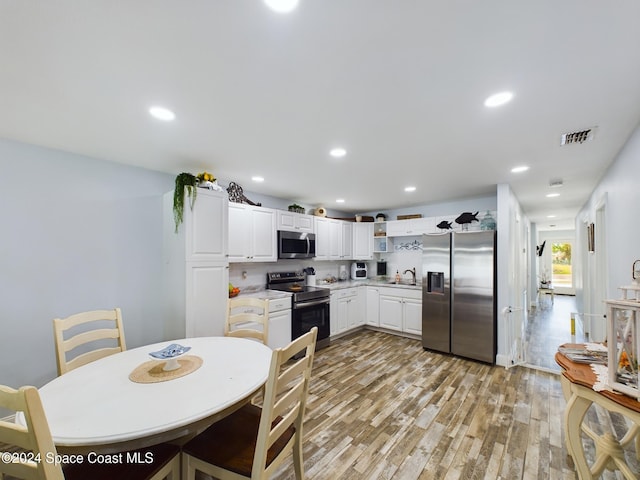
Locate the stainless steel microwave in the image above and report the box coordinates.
[278,231,316,259]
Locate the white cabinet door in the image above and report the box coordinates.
[337,296,350,333]
[228,203,276,262]
[341,222,353,260]
[185,262,229,337]
[331,288,360,335]
[353,223,374,260]
[386,218,434,237]
[277,211,314,233]
[328,220,342,260]
[379,295,403,331]
[228,203,251,262]
[366,287,379,326]
[314,217,330,260]
[403,297,422,335]
[185,189,228,262]
[251,207,277,262]
[269,309,291,350]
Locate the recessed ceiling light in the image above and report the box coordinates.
[547,215,556,218]
[484,91,513,108]
[404,186,416,192]
[329,148,347,158]
[511,165,529,173]
[251,176,264,183]
[264,0,299,13]
[336,199,345,203]
[149,106,175,121]
[546,193,560,198]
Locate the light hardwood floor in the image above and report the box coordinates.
[270,329,638,480]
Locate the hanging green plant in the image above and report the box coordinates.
[173,172,198,232]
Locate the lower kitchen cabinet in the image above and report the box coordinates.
[378,287,422,335]
[330,287,361,336]
[267,298,292,350]
[366,287,380,326]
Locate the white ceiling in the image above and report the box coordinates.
[2,1,640,230]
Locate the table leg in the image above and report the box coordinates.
[565,390,593,479]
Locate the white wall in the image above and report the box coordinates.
[576,123,640,317]
[0,139,175,389]
[496,183,531,367]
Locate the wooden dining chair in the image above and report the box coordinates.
[225,297,270,345]
[181,326,318,480]
[53,308,127,375]
[0,384,180,480]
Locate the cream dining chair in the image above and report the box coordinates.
[181,327,318,480]
[0,384,180,480]
[53,308,127,375]
[225,297,270,345]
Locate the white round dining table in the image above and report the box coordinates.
[28,337,272,454]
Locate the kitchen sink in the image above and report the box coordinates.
[387,280,417,286]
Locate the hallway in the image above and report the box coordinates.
[524,294,588,372]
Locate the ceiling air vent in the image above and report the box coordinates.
[560,127,596,145]
[549,178,563,188]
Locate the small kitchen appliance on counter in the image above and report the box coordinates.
[376,260,387,277]
[351,262,368,280]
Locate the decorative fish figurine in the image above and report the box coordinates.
[455,212,479,225]
[437,220,452,230]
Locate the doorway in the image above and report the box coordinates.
[551,241,574,293]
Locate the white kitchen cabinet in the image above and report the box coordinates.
[268,298,292,350]
[163,188,229,339]
[386,218,435,237]
[402,297,423,335]
[277,210,315,233]
[379,295,403,331]
[315,217,352,261]
[186,263,229,337]
[378,287,422,335]
[314,217,330,260]
[228,203,277,263]
[338,221,353,260]
[330,287,361,336]
[353,223,374,260]
[366,287,380,326]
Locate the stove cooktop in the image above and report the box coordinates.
[266,271,329,302]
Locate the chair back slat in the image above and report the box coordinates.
[225,298,270,345]
[53,307,126,375]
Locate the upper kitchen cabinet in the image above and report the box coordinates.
[183,188,229,262]
[228,203,277,263]
[277,210,315,233]
[352,223,374,260]
[314,217,352,260]
[386,218,435,237]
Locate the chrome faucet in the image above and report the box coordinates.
[403,267,417,284]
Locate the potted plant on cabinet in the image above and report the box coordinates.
[173,172,198,232]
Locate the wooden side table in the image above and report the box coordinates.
[556,347,640,479]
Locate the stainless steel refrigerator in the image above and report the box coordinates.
[422,231,496,364]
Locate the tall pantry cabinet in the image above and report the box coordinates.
[163,188,229,339]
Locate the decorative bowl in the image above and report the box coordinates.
[149,343,191,371]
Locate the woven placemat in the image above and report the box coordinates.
[129,355,203,384]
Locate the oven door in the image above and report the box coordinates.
[292,298,330,350]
